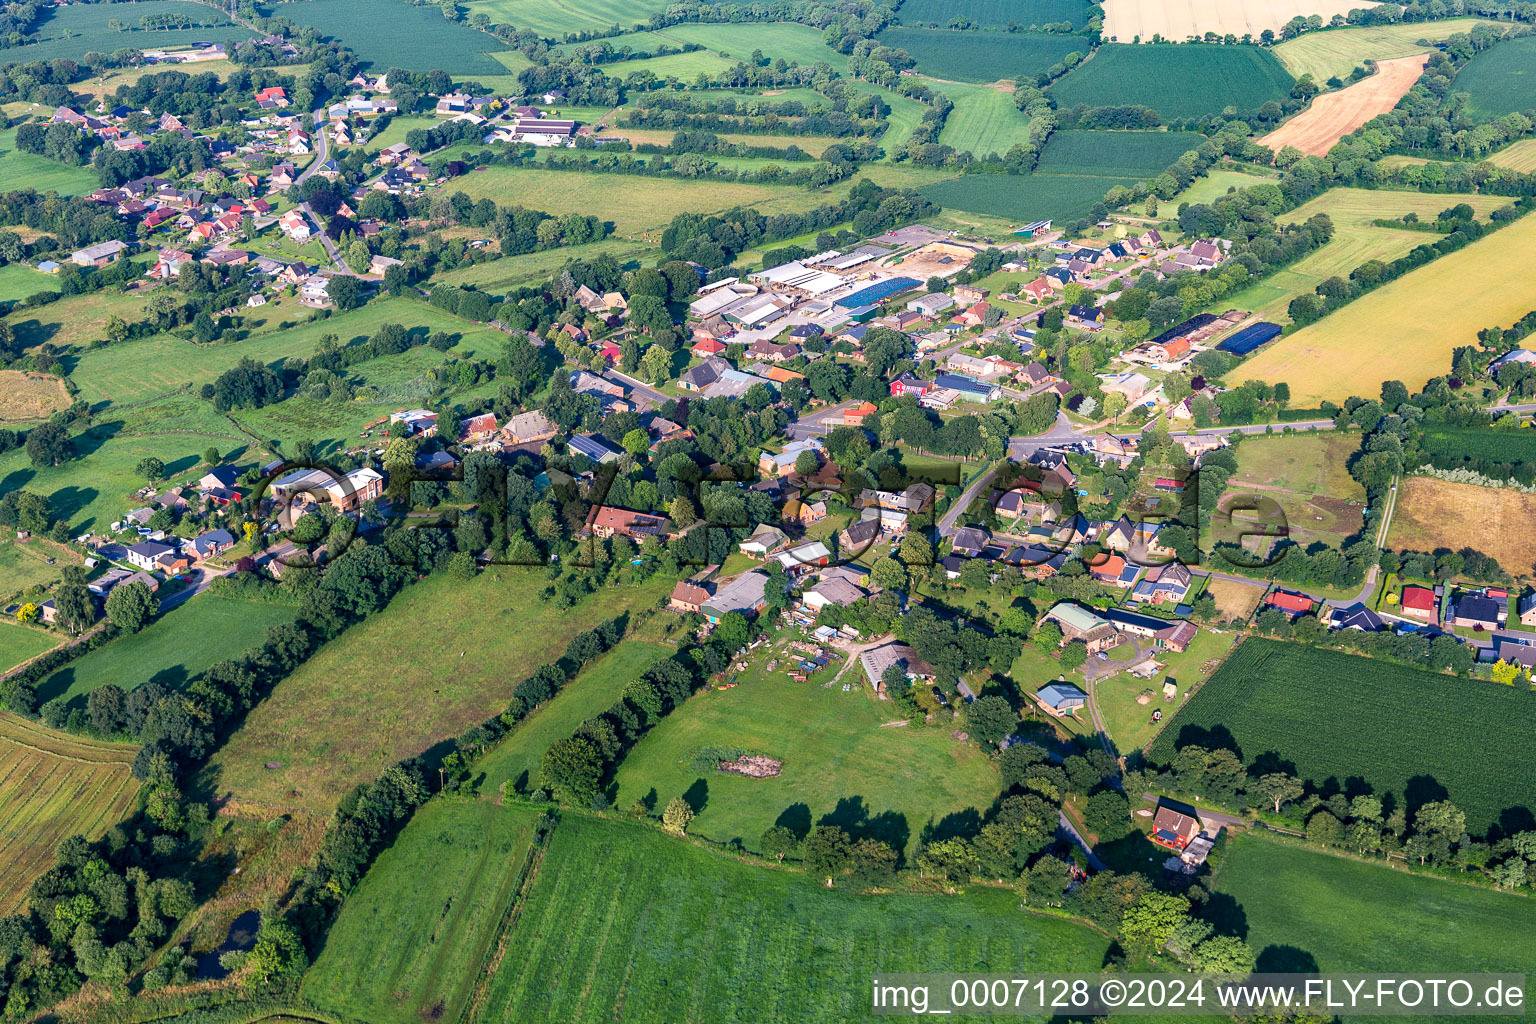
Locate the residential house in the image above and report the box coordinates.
[889,372,932,398]
[1089,553,1140,589]
[838,518,881,555]
[1150,802,1201,850]
[1401,585,1438,623]
[1453,593,1502,629]
[1330,604,1384,632]
[955,301,990,327]
[678,357,728,392]
[952,283,988,303]
[459,412,499,440]
[739,526,788,559]
[802,576,867,613]
[586,506,668,540]
[843,400,878,426]
[782,498,827,525]
[504,410,556,444]
[126,540,185,572]
[1067,304,1105,330]
[748,339,797,363]
[278,209,311,240]
[776,541,832,576]
[189,529,235,561]
[758,438,824,478]
[1020,277,1054,303]
[950,526,989,558]
[568,434,621,464]
[669,580,712,614]
[1266,589,1314,617]
[1132,562,1193,605]
[1519,592,1536,627]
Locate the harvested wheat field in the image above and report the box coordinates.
[1489,138,1536,174]
[1102,0,1357,43]
[0,713,140,912]
[1259,54,1427,158]
[1387,477,1536,579]
[1205,576,1267,620]
[0,370,70,423]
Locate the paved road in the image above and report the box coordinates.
[1140,793,1246,830]
[786,400,858,440]
[157,564,231,612]
[937,462,1000,537]
[1058,810,1107,871]
[604,367,669,409]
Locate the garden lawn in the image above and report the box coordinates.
[274,0,506,75]
[479,641,671,794]
[302,802,542,1024]
[362,115,440,156]
[475,813,1110,1023]
[1214,834,1535,1003]
[197,570,674,815]
[1237,211,1536,403]
[0,622,56,674]
[1049,45,1294,120]
[34,595,297,707]
[611,653,1002,860]
[1272,18,1500,83]
[1454,35,1536,117]
[436,165,806,236]
[0,264,62,303]
[1092,627,1236,755]
[1148,638,1536,833]
[0,713,139,914]
[879,27,1087,83]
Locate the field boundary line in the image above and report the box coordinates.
[458,824,550,1024]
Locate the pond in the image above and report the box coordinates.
[196,909,261,980]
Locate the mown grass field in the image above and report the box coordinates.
[0,622,56,674]
[1215,834,1536,992]
[0,369,69,423]
[1049,44,1294,119]
[920,172,1136,224]
[440,165,806,236]
[848,80,927,158]
[899,0,1089,28]
[936,82,1033,156]
[657,23,848,69]
[0,535,82,599]
[1036,129,1206,177]
[1167,167,1276,207]
[1238,211,1536,403]
[0,713,139,913]
[1388,476,1536,580]
[465,0,671,38]
[0,128,102,196]
[69,58,251,101]
[5,289,157,355]
[1272,19,1500,83]
[1149,638,1536,833]
[35,596,297,707]
[1489,138,1536,173]
[303,802,542,1024]
[276,0,506,74]
[197,571,674,815]
[1,0,253,64]
[1220,431,1366,550]
[601,49,736,80]
[611,654,1002,860]
[879,27,1087,83]
[473,814,1110,1023]
[613,127,841,157]
[1455,35,1536,116]
[0,264,62,304]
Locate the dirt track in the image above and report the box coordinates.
[1258,54,1428,158]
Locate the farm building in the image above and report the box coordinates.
[860,641,934,694]
[1043,602,1120,654]
[1036,683,1087,716]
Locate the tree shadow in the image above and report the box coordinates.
[775,802,812,841]
[682,777,709,814]
[1256,945,1319,974]
[1247,751,1297,777]
[1170,723,1241,759]
[1404,774,1449,817]
[919,806,980,845]
[819,795,911,854]
[1202,891,1248,940]
[34,666,73,705]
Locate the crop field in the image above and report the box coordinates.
[1218,432,1366,551]
[197,571,674,815]
[878,27,1087,83]
[35,596,298,708]
[437,165,805,236]
[272,0,507,74]
[611,654,1002,861]
[0,622,56,674]
[1455,36,1536,117]
[1258,54,1427,158]
[0,713,139,913]
[1148,638,1536,833]
[1049,45,1294,120]
[1420,425,1536,467]
[920,172,1136,224]
[898,0,1090,28]
[1489,138,1536,173]
[657,23,848,70]
[0,0,254,64]
[0,370,69,423]
[472,814,1108,1023]
[0,265,61,304]
[1272,19,1501,83]
[465,0,672,39]
[1238,212,1536,404]
[303,802,543,1024]
[1215,835,1535,989]
[1036,129,1206,177]
[1388,476,1536,579]
[0,128,102,196]
[1226,188,1508,322]
[1101,0,1358,44]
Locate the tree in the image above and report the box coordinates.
[25,422,72,467]
[327,274,364,311]
[540,736,605,803]
[964,695,1016,746]
[53,566,93,633]
[1190,935,1257,974]
[203,446,221,467]
[1121,890,1190,948]
[247,921,308,984]
[803,824,851,884]
[1058,640,1087,671]
[662,797,695,835]
[1306,810,1345,847]
[1022,854,1071,906]
[1251,772,1304,814]
[760,825,799,862]
[135,456,166,483]
[1031,621,1062,652]
[793,449,819,476]
[1083,789,1132,841]
[104,581,157,633]
[345,239,372,274]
